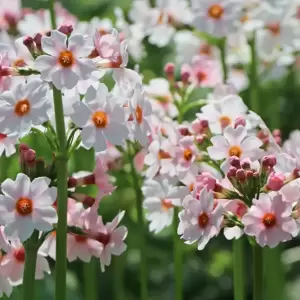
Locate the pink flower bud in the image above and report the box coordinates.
[19,143,29,154]
[245,170,254,178]
[23,149,36,166]
[180,64,191,83]
[200,120,209,129]
[227,166,237,178]
[274,136,281,145]
[196,135,205,145]
[272,129,281,137]
[58,24,73,35]
[68,177,77,188]
[236,169,246,182]
[267,173,285,191]
[33,33,42,51]
[179,125,190,136]
[229,156,240,169]
[241,159,250,170]
[262,155,276,169]
[164,63,175,80]
[234,116,246,128]
[23,36,34,49]
[195,172,216,192]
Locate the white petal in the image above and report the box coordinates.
[81,125,96,149]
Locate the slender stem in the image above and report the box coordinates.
[252,245,264,300]
[128,143,148,300]
[233,239,245,300]
[84,260,98,300]
[173,207,183,300]
[219,38,228,82]
[249,33,259,113]
[49,0,57,28]
[113,255,125,300]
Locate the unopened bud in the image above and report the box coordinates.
[274,136,281,145]
[229,156,240,169]
[200,120,209,129]
[245,170,254,178]
[33,33,42,51]
[58,24,73,35]
[236,169,246,182]
[227,166,237,178]
[23,36,34,50]
[180,65,190,84]
[267,173,285,191]
[23,149,36,166]
[179,125,190,136]
[196,135,205,145]
[262,155,276,169]
[272,129,281,137]
[164,63,175,81]
[19,143,29,154]
[68,177,77,188]
[241,159,250,170]
[234,116,246,128]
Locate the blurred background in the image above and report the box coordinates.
[3,0,300,299]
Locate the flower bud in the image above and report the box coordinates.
[164,63,175,81]
[196,135,205,145]
[227,166,237,178]
[180,65,191,84]
[245,170,254,179]
[229,156,240,169]
[267,173,285,191]
[262,155,276,169]
[19,143,30,154]
[236,169,246,182]
[23,149,36,167]
[23,36,34,50]
[179,125,190,136]
[234,116,246,128]
[33,33,42,51]
[58,24,73,35]
[241,159,250,170]
[68,177,78,188]
[200,119,209,129]
[272,129,281,137]
[274,136,281,145]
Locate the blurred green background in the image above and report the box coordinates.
[3,0,300,299]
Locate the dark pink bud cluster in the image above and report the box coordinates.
[164,63,175,81]
[261,155,276,170]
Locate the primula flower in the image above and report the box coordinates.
[0,133,18,157]
[70,84,129,152]
[178,188,223,250]
[0,79,50,137]
[242,193,299,248]
[191,0,242,37]
[128,83,152,146]
[142,178,188,234]
[0,270,12,298]
[1,239,50,285]
[207,125,263,161]
[0,173,57,242]
[35,30,95,90]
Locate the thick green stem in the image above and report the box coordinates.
[219,38,228,82]
[22,245,38,300]
[233,239,245,300]
[252,245,264,300]
[113,255,125,300]
[173,207,183,300]
[128,144,148,300]
[249,33,259,113]
[84,260,98,300]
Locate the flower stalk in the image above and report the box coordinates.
[233,238,245,300]
[252,244,264,300]
[249,32,259,114]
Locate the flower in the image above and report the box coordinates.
[142,178,188,234]
[242,193,299,248]
[191,0,242,37]
[207,125,263,161]
[39,231,57,260]
[70,83,129,152]
[35,30,95,90]
[0,79,50,137]
[1,239,50,285]
[0,133,18,157]
[178,188,224,250]
[0,173,57,242]
[128,83,152,146]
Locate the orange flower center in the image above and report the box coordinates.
[198,212,209,228]
[158,149,171,160]
[240,15,249,23]
[228,145,242,158]
[219,115,232,128]
[262,213,276,228]
[14,99,30,117]
[196,71,207,83]
[58,50,74,68]
[13,58,26,68]
[14,248,25,263]
[0,133,7,140]
[75,234,87,243]
[208,4,224,19]
[183,148,193,161]
[189,183,194,192]
[200,44,212,56]
[15,198,33,216]
[99,28,108,35]
[92,111,108,128]
[135,106,143,124]
[161,199,173,211]
[266,23,280,36]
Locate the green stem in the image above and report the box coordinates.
[22,244,38,300]
[233,239,245,300]
[84,260,97,300]
[249,33,259,113]
[219,38,228,82]
[252,245,264,300]
[173,207,183,300]
[113,255,125,300]
[49,0,57,28]
[128,144,148,300]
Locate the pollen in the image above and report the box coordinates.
[219,115,232,128]
[208,4,224,20]
[92,111,108,128]
[162,199,173,211]
[228,145,242,158]
[262,213,276,228]
[15,198,33,216]
[13,58,26,68]
[183,148,193,161]
[58,50,74,68]
[158,149,172,160]
[198,212,209,228]
[14,99,30,117]
[135,106,143,124]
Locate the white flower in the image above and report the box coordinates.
[0,133,17,157]
[0,79,50,136]
[207,125,263,161]
[129,83,152,145]
[0,174,57,242]
[142,178,188,234]
[70,83,129,152]
[191,0,242,37]
[35,30,95,90]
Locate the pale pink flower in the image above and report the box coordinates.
[0,51,12,93]
[35,30,95,90]
[134,149,147,173]
[0,270,12,298]
[242,193,299,248]
[193,172,217,197]
[267,172,285,191]
[1,239,50,285]
[39,231,56,260]
[207,125,263,161]
[0,133,18,157]
[0,174,57,242]
[178,188,224,250]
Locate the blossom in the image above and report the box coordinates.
[178,188,224,250]
[39,231,57,260]
[35,30,95,90]
[0,133,18,157]
[128,83,152,146]
[142,178,188,234]
[0,173,57,242]
[191,0,242,37]
[0,79,50,137]
[242,193,299,248]
[1,239,50,285]
[207,125,263,161]
[70,84,129,152]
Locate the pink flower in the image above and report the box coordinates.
[267,172,285,191]
[242,193,299,248]
[194,172,217,195]
[39,231,57,260]
[178,188,224,250]
[134,149,146,173]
